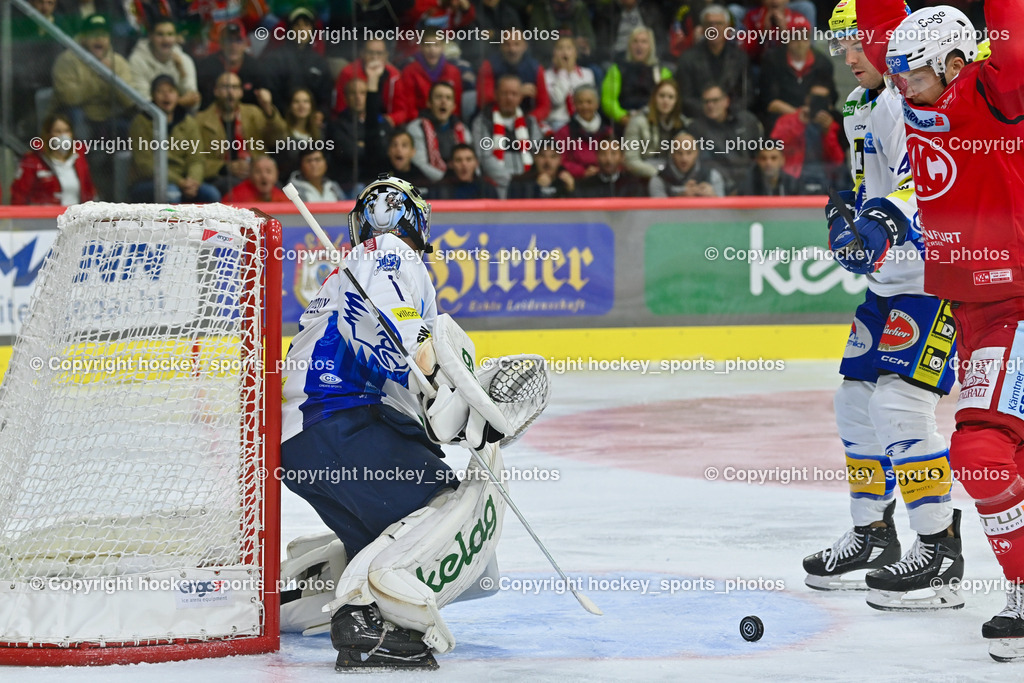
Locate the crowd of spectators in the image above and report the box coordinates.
[7,0,857,205]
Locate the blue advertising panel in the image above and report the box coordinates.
[280,222,615,323]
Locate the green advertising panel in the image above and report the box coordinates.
[645,219,868,316]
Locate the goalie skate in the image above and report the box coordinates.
[865,509,964,611]
[803,502,900,590]
[984,582,1024,662]
[331,603,438,671]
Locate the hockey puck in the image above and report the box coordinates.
[740,615,764,642]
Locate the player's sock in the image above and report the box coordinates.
[864,509,964,611]
[803,500,901,590]
[330,603,439,671]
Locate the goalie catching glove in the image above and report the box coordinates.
[415,314,512,449]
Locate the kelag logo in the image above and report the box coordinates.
[427,224,613,317]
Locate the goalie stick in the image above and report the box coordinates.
[282,183,603,617]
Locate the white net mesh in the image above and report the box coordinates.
[0,203,270,647]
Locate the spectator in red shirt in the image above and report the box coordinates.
[477,35,551,126]
[223,155,287,203]
[391,39,463,127]
[741,0,801,64]
[769,83,845,195]
[332,39,400,122]
[554,84,614,180]
[10,113,95,205]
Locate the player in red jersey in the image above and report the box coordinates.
[849,0,1024,661]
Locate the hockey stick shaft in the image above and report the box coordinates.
[827,186,864,251]
[283,183,602,616]
[468,444,603,615]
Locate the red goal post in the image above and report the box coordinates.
[0,203,282,665]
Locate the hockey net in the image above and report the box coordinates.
[0,203,282,665]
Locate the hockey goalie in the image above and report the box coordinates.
[278,175,550,670]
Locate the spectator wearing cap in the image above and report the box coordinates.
[434,144,499,199]
[195,70,287,195]
[407,82,472,185]
[675,5,752,118]
[55,0,134,55]
[471,74,543,199]
[391,38,464,127]
[259,7,332,121]
[553,84,613,180]
[332,40,399,122]
[129,75,220,203]
[477,35,550,127]
[51,14,136,140]
[223,155,288,203]
[129,18,200,111]
[195,22,268,109]
[757,13,835,133]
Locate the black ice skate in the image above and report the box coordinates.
[803,501,901,590]
[330,603,438,671]
[984,582,1024,662]
[865,509,964,611]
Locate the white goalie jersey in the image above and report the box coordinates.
[844,85,924,297]
[281,233,437,443]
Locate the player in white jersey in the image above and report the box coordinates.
[280,175,507,670]
[802,0,963,611]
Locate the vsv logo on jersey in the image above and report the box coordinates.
[375,253,401,273]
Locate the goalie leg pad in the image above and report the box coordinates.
[279,534,348,634]
[367,443,507,653]
[327,444,507,653]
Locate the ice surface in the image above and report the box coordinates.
[7,362,1019,681]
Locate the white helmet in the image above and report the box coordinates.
[885,6,977,81]
[348,174,432,252]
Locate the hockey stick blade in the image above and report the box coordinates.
[827,186,864,256]
[469,445,603,616]
[283,183,600,616]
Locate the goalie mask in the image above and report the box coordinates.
[348,175,433,252]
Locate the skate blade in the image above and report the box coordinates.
[865,586,964,612]
[804,573,868,591]
[989,638,1024,662]
[335,649,439,672]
